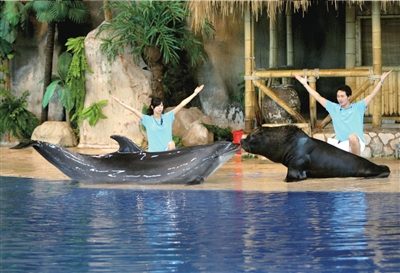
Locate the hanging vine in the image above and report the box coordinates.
[66,36,93,126]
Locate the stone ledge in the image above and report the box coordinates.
[313,126,400,158]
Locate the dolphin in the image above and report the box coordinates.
[11,135,240,185]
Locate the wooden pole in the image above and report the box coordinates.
[269,13,278,69]
[244,7,255,133]
[371,1,382,127]
[308,76,317,128]
[253,79,306,123]
[286,6,294,68]
[254,68,371,78]
[283,5,294,85]
[317,79,372,128]
[345,5,356,90]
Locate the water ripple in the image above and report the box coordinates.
[1,177,399,272]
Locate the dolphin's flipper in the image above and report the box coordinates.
[110,135,143,154]
[10,139,36,150]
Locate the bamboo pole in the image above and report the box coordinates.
[244,7,255,133]
[388,73,394,115]
[345,5,356,90]
[283,5,294,85]
[269,13,278,69]
[371,1,382,127]
[397,72,400,115]
[254,68,371,78]
[286,6,294,68]
[253,79,306,123]
[317,79,372,128]
[308,76,317,128]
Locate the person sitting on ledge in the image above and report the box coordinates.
[295,70,392,156]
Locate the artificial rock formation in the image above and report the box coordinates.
[79,24,216,149]
[78,23,152,148]
[32,121,77,147]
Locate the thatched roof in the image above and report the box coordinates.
[188,0,400,31]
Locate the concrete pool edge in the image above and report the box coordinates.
[1,147,399,192]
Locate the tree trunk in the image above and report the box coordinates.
[41,21,56,123]
[144,46,164,98]
[5,58,10,91]
[103,0,112,21]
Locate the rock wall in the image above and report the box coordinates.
[197,17,245,131]
[78,24,152,148]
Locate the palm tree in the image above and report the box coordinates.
[23,0,89,123]
[98,0,214,99]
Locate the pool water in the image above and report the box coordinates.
[1,177,399,272]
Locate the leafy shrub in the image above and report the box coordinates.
[74,100,108,127]
[0,89,39,140]
[201,123,233,141]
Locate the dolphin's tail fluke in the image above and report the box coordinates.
[10,139,37,149]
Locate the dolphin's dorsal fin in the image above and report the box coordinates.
[110,135,143,154]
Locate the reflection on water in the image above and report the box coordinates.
[1,177,399,272]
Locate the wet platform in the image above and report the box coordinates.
[1,146,398,192]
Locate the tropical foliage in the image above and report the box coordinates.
[98,0,214,99]
[0,1,29,90]
[66,36,92,123]
[43,36,92,126]
[78,100,108,127]
[201,123,233,142]
[0,89,39,140]
[23,0,89,123]
[42,51,73,113]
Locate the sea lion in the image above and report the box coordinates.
[240,125,390,182]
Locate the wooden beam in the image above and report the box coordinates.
[254,68,371,79]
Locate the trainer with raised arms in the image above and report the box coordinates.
[111,84,204,152]
[295,71,392,156]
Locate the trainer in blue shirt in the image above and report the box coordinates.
[111,84,204,152]
[295,70,392,156]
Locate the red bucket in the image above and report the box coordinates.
[232,130,244,155]
[232,130,244,144]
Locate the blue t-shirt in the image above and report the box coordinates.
[326,100,366,142]
[141,111,175,152]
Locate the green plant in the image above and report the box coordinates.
[42,52,73,112]
[0,89,39,140]
[43,37,92,126]
[241,154,258,160]
[0,1,29,90]
[23,0,89,122]
[65,37,92,123]
[77,100,108,127]
[173,135,184,148]
[98,0,214,98]
[201,123,233,142]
